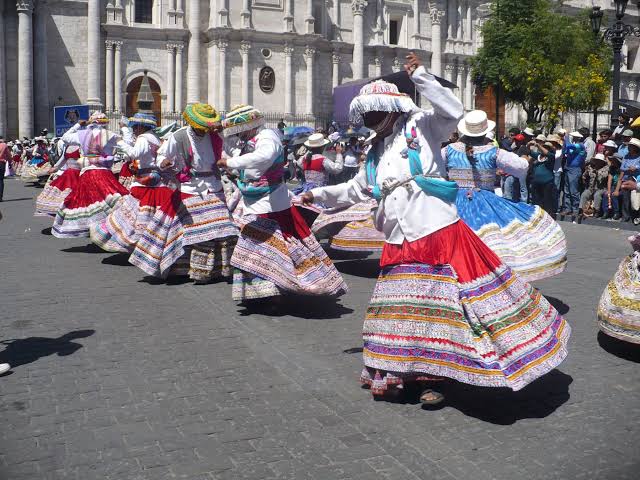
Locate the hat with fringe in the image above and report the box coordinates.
[183,103,221,131]
[222,104,265,137]
[349,80,417,125]
[88,111,109,125]
[129,112,158,129]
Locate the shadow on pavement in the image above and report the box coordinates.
[597,332,640,363]
[40,227,52,236]
[102,253,133,267]
[436,369,573,425]
[544,296,570,315]
[238,295,354,319]
[334,259,381,279]
[325,249,373,261]
[0,197,32,203]
[60,244,105,254]
[138,275,193,286]
[0,330,95,370]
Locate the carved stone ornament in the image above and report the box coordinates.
[428,2,445,25]
[351,0,368,15]
[259,66,276,93]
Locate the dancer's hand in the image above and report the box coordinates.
[300,192,314,205]
[159,159,172,169]
[405,52,421,76]
[217,158,228,169]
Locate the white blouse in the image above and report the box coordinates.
[117,131,162,188]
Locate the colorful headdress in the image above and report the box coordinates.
[182,103,221,131]
[222,104,265,137]
[349,80,418,125]
[88,111,109,125]
[128,112,158,129]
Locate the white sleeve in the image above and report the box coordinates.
[118,136,149,161]
[61,123,82,145]
[156,134,185,171]
[323,154,344,175]
[496,149,529,178]
[226,136,280,174]
[120,127,135,146]
[311,168,370,208]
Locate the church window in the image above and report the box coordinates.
[135,0,153,24]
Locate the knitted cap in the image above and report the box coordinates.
[129,112,158,129]
[182,103,221,131]
[349,80,417,125]
[222,104,265,137]
[88,111,109,125]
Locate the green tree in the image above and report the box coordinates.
[471,0,611,126]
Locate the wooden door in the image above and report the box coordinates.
[125,76,162,124]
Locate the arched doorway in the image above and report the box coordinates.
[126,76,162,124]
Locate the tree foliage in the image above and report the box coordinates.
[471,0,611,127]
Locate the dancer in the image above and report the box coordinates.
[217,104,347,301]
[11,141,24,176]
[34,140,82,216]
[131,103,238,283]
[89,112,176,253]
[21,137,49,181]
[52,112,130,238]
[302,53,569,404]
[293,133,343,193]
[442,110,568,282]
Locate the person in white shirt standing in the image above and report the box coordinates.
[301,53,570,406]
[130,103,239,283]
[217,104,347,302]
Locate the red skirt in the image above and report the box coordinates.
[380,220,502,284]
[120,162,134,178]
[258,206,312,240]
[49,168,80,191]
[63,169,129,209]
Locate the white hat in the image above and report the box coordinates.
[457,110,496,138]
[523,127,535,137]
[535,134,546,142]
[569,131,583,139]
[594,153,606,161]
[547,134,562,145]
[628,138,640,150]
[304,133,331,149]
[622,129,634,137]
[486,131,496,140]
[557,128,567,135]
[603,140,618,148]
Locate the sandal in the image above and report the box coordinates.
[420,389,445,405]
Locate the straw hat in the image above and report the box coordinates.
[603,140,618,149]
[304,133,330,149]
[457,110,496,138]
[628,138,640,150]
[535,134,547,142]
[569,131,583,139]
[523,127,535,137]
[591,152,607,169]
[547,134,562,145]
[557,128,567,135]
[622,129,634,137]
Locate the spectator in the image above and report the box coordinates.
[441,131,459,149]
[500,127,520,152]
[0,137,10,202]
[561,131,587,219]
[516,129,535,203]
[614,137,640,222]
[618,129,633,158]
[603,139,618,158]
[579,153,609,219]
[613,113,631,143]
[580,127,596,162]
[341,137,361,181]
[530,135,556,215]
[603,153,623,220]
[501,133,526,201]
[277,118,286,133]
[545,134,565,212]
[596,129,613,154]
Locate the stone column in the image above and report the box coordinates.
[375,0,384,44]
[305,0,315,34]
[456,1,463,40]
[208,0,216,27]
[447,0,456,39]
[218,39,228,111]
[332,52,341,89]
[87,0,102,108]
[105,41,115,111]
[240,41,251,104]
[465,1,472,42]
[352,0,368,80]
[332,0,342,40]
[456,62,464,101]
[187,0,201,104]
[207,40,217,106]
[166,44,176,113]
[284,44,294,116]
[413,0,420,48]
[175,43,184,111]
[113,41,123,113]
[305,46,315,115]
[283,0,294,32]
[464,64,474,110]
[373,54,382,77]
[0,1,6,137]
[17,0,34,138]
[429,4,444,77]
[218,0,229,27]
[444,63,455,85]
[241,0,251,29]
[34,0,49,131]
[392,57,402,73]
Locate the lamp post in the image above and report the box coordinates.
[591,1,640,129]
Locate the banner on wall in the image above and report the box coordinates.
[53,105,90,137]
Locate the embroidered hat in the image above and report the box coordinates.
[88,111,109,125]
[349,80,418,125]
[128,112,158,129]
[222,104,265,137]
[182,103,221,131]
[457,110,496,138]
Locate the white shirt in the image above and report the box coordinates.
[157,126,223,195]
[226,128,292,215]
[117,131,162,188]
[61,123,123,169]
[343,147,360,167]
[312,65,463,244]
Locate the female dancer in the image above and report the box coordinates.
[34,141,82,216]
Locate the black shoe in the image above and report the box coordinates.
[614,214,621,220]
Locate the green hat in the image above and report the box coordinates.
[182,103,221,131]
[222,104,265,137]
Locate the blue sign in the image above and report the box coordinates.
[54,105,90,137]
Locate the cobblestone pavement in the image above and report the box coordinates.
[1,179,639,480]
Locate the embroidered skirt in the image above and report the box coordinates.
[34,169,80,217]
[20,159,49,181]
[89,186,177,253]
[52,169,129,238]
[129,190,238,278]
[456,189,567,282]
[597,252,640,344]
[118,162,135,189]
[360,220,570,394]
[312,199,385,253]
[231,206,348,301]
[174,238,237,282]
